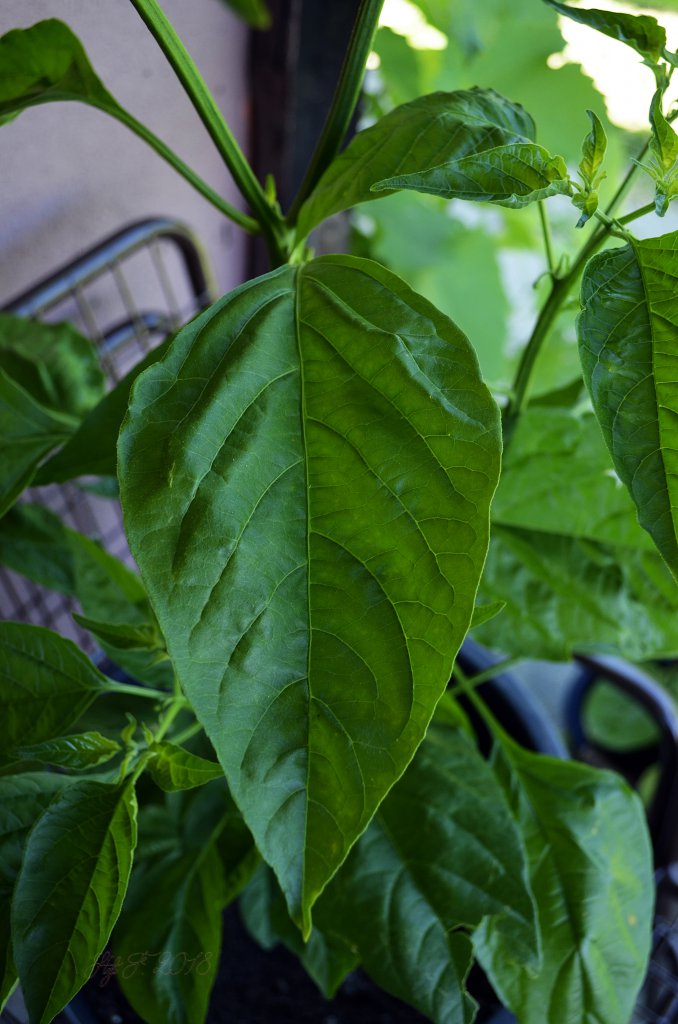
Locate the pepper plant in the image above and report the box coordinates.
[0,1,677,1022]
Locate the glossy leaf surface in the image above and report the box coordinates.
[119,255,500,931]
[12,780,137,1024]
[543,0,666,62]
[578,233,678,578]
[483,739,653,1024]
[312,712,538,1024]
[0,622,112,759]
[14,732,121,770]
[297,89,570,240]
[148,742,225,791]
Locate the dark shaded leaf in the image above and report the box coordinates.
[297,89,570,239]
[240,865,358,999]
[0,773,72,1010]
[0,369,72,515]
[119,256,500,933]
[115,783,251,1024]
[0,622,112,759]
[313,711,539,1024]
[0,314,104,420]
[36,335,173,485]
[12,780,137,1024]
[578,233,678,577]
[482,737,653,1024]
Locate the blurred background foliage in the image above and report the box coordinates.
[350,0,677,402]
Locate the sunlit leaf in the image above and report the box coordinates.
[297,89,570,240]
[543,0,666,63]
[119,255,500,932]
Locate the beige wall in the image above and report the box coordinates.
[0,0,249,306]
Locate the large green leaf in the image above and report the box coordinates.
[240,865,359,999]
[0,368,72,515]
[578,233,678,578]
[0,773,72,1010]
[543,0,667,64]
[115,783,251,1024]
[36,335,173,485]
[12,779,137,1024]
[483,738,653,1024]
[312,708,539,1024]
[0,622,113,759]
[119,255,500,932]
[0,314,105,421]
[296,89,570,240]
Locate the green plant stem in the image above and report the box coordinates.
[154,698,188,742]
[106,681,170,701]
[128,0,289,259]
[618,201,656,225]
[537,202,556,275]
[287,0,385,224]
[170,720,204,746]
[503,136,655,440]
[106,105,259,232]
[449,656,522,696]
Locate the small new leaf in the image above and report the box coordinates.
[579,109,607,188]
[543,0,666,64]
[148,742,225,792]
[648,91,678,216]
[572,188,599,228]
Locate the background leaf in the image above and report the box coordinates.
[0,622,113,760]
[311,709,539,1024]
[0,773,72,1009]
[240,865,358,999]
[481,739,653,1024]
[12,780,137,1024]
[0,314,105,421]
[14,732,121,770]
[115,782,255,1024]
[578,233,678,578]
[119,256,500,932]
[217,0,271,30]
[542,0,667,63]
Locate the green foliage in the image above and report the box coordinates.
[579,232,678,579]
[2,1,677,1021]
[218,0,271,29]
[298,88,571,240]
[12,780,137,1024]
[484,736,653,1024]
[119,253,500,933]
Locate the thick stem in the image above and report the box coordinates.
[128,0,289,259]
[287,0,385,224]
